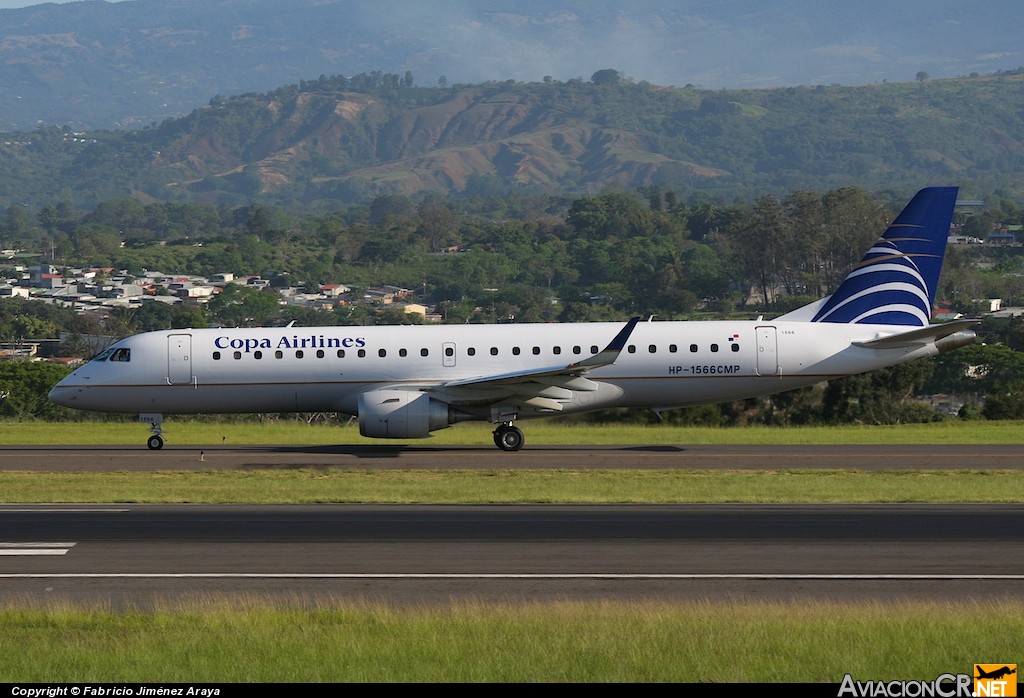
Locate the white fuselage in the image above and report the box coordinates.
[48,319,938,420]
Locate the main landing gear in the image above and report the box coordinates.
[492,422,524,452]
[140,413,165,450]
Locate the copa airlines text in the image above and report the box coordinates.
[49,187,978,451]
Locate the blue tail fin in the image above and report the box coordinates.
[809,186,959,327]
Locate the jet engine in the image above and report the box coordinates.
[934,329,977,354]
[357,389,457,438]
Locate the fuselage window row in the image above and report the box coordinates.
[212,342,739,361]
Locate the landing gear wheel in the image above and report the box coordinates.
[493,424,525,452]
[147,434,164,450]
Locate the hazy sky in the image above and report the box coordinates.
[0,1,1021,90]
[0,1,126,7]
[0,1,76,6]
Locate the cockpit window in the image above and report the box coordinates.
[93,347,130,362]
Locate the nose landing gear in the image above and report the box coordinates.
[140,413,165,450]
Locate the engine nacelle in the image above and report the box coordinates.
[357,390,454,439]
[935,329,977,354]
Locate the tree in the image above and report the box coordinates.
[916,71,929,82]
[822,360,936,424]
[591,69,622,85]
[0,362,75,419]
[732,195,789,309]
[416,195,457,253]
[207,285,281,327]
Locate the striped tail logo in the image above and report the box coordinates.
[811,187,958,327]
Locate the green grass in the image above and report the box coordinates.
[2,468,1024,503]
[0,599,1019,682]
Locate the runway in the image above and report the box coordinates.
[0,445,1021,607]
[1,502,1023,607]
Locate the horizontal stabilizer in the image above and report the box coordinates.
[852,318,980,349]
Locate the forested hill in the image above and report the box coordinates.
[2,71,1024,210]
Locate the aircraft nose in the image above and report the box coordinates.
[48,383,78,407]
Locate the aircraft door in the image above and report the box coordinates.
[442,342,456,368]
[167,333,194,385]
[755,326,779,376]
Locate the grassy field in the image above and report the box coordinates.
[2,418,1020,683]
[1,599,1020,682]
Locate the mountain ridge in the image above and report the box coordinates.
[1,72,1023,210]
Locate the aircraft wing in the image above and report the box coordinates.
[427,316,640,410]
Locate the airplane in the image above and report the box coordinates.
[975,666,1016,681]
[48,186,979,451]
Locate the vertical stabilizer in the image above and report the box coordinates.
[808,186,958,327]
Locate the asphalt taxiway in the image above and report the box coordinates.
[0,442,1022,471]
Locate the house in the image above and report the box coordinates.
[987,228,1016,245]
[0,285,30,299]
[320,283,352,297]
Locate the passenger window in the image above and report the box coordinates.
[467,347,476,356]
[296,350,304,359]
[731,343,740,352]
[648,344,657,353]
[669,344,677,353]
[512,347,521,356]
[445,347,454,357]
[275,350,283,359]
[490,347,498,356]
[337,349,345,358]
[689,344,698,353]
[358,349,366,358]
[213,351,221,360]
[627,345,636,354]
[379,349,387,358]
[420,348,429,357]
[553,346,561,355]
[573,346,581,355]
[532,347,540,355]
[399,348,407,357]
[233,351,241,360]
[316,349,324,358]
[711,344,719,353]
[254,351,263,360]
[590,345,599,354]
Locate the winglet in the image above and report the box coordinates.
[570,316,640,369]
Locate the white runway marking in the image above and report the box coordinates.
[0,508,130,513]
[0,572,1021,580]
[0,543,76,556]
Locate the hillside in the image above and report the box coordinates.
[1,72,1023,210]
